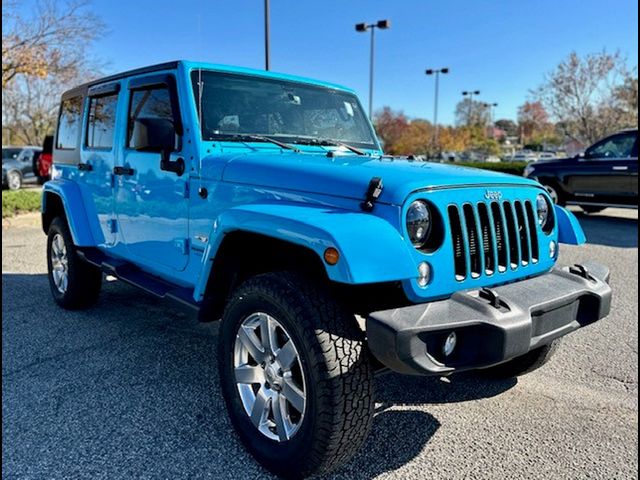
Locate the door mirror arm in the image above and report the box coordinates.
[160,149,185,176]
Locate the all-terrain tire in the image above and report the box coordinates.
[218,272,374,479]
[47,216,102,309]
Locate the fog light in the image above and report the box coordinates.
[443,332,457,357]
[417,262,431,287]
[549,240,557,259]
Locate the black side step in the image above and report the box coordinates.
[77,248,200,312]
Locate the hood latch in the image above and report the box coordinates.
[360,177,383,212]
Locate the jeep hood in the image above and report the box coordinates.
[213,151,540,205]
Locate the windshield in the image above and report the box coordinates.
[2,148,22,162]
[191,71,379,150]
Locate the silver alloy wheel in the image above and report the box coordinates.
[544,184,559,204]
[7,171,21,190]
[50,233,69,294]
[233,312,307,442]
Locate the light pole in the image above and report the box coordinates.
[355,19,390,119]
[425,67,449,155]
[264,0,270,70]
[482,102,498,125]
[462,90,481,126]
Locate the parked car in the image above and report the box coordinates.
[512,150,538,162]
[35,135,54,184]
[537,151,557,161]
[524,129,638,213]
[2,145,42,190]
[42,61,612,479]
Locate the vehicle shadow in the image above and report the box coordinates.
[1,273,513,480]
[572,210,638,248]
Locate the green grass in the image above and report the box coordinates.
[455,161,528,176]
[2,189,42,218]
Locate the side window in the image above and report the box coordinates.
[86,94,118,149]
[586,133,636,159]
[56,96,83,149]
[127,87,177,151]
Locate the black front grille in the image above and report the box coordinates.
[449,200,539,281]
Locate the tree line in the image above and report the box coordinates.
[376,51,637,157]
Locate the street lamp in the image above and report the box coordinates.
[482,102,498,124]
[462,90,481,126]
[425,67,449,154]
[355,19,391,119]
[264,0,271,70]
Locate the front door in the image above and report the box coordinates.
[568,131,638,205]
[114,74,189,271]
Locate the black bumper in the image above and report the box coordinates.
[367,262,612,375]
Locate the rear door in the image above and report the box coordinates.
[568,132,637,205]
[79,83,122,247]
[114,73,189,272]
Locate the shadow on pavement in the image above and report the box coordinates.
[573,211,638,248]
[1,272,514,479]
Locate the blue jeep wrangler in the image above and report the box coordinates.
[43,61,612,478]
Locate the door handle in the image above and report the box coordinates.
[113,166,135,176]
[77,163,93,171]
[612,166,629,171]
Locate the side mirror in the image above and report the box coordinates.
[160,149,185,176]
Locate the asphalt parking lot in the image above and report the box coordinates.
[2,208,638,479]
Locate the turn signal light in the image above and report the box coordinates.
[324,247,340,265]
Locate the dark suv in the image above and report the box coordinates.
[524,129,638,213]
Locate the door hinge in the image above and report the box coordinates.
[183,181,190,199]
[175,238,189,255]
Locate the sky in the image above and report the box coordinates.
[38,0,640,124]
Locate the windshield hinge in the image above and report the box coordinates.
[360,177,383,212]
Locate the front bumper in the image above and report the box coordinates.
[367,262,612,375]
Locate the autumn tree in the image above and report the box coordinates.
[494,119,518,137]
[373,107,410,153]
[2,0,103,87]
[454,98,490,128]
[535,50,637,143]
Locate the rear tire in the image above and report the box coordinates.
[480,340,560,379]
[218,272,374,478]
[47,217,102,309]
[581,205,606,214]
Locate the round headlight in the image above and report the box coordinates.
[407,200,432,248]
[536,193,552,232]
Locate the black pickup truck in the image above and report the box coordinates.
[524,129,638,213]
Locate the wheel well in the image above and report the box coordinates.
[42,192,66,235]
[199,231,328,321]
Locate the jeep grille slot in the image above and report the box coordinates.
[463,204,482,278]
[502,202,520,269]
[491,202,508,272]
[448,205,467,280]
[477,203,495,275]
[524,201,539,263]
[514,201,530,265]
[449,198,541,282]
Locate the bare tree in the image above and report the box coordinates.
[2,0,104,87]
[535,51,637,143]
[455,98,490,128]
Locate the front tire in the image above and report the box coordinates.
[7,170,22,190]
[47,217,102,309]
[481,340,560,379]
[540,182,564,206]
[218,272,374,478]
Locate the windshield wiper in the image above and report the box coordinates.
[290,137,367,156]
[212,133,300,152]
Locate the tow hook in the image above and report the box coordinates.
[569,264,595,282]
